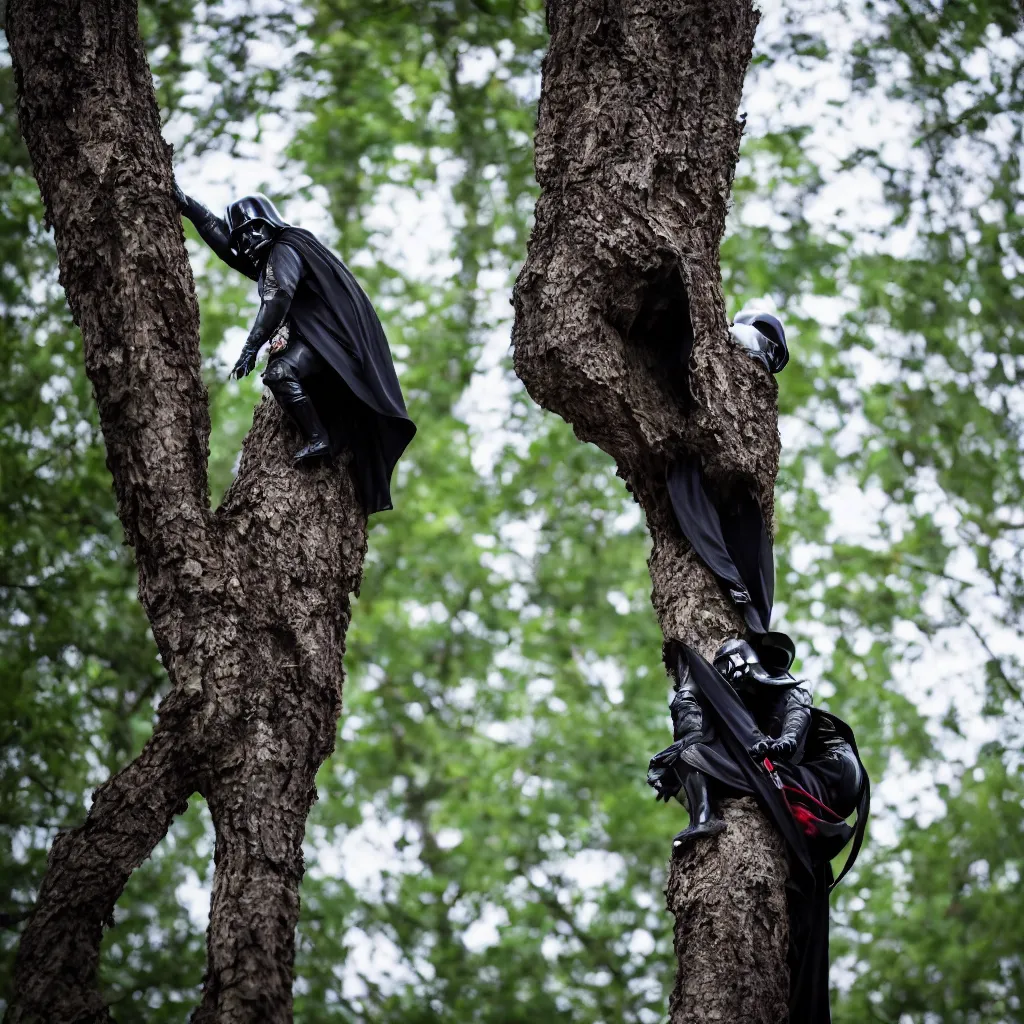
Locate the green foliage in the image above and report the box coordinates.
[836,748,1024,1024]
[1,2,1022,1022]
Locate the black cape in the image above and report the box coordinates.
[676,647,870,1024]
[666,457,774,634]
[272,227,416,513]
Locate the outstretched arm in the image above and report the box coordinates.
[175,184,259,281]
[230,242,302,379]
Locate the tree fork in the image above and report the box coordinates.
[513,2,790,1021]
[5,2,367,1021]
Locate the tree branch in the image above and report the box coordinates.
[6,0,211,621]
[6,711,197,1023]
[192,400,368,1023]
[4,4,373,1021]
[947,592,1022,703]
[665,798,789,1024]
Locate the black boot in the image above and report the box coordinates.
[264,356,332,462]
[671,770,726,854]
[268,376,330,462]
[289,394,330,461]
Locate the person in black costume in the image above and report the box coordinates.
[647,639,869,1024]
[175,186,416,514]
[648,639,866,853]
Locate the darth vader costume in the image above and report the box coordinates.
[176,187,416,514]
[648,639,869,1024]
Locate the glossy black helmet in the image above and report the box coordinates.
[752,630,797,677]
[713,637,797,690]
[225,193,289,263]
[732,309,790,374]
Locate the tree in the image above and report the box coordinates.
[3,2,1023,1022]
[513,1,793,1020]
[4,1,366,1020]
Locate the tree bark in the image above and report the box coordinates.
[513,2,790,1021]
[4,2,366,1022]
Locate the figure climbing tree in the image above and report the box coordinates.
[513,2,793,1020]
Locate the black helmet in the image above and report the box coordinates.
[225,193,289,263]
[752,630,797,677]
[731,309,790,374]
[713,637,797,690]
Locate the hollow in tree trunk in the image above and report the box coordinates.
[513,2,791,1021]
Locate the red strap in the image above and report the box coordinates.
[789,803,820,836]
[782,783,844,822]
[762,757,783,789]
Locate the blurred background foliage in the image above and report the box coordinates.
[2,0,1023,1021]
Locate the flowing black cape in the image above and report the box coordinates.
[277,227,416,513]
[666,457,774,633]
[678,647,870,1024]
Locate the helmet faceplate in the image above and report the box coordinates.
[225,193,290,262]
[731,309,790,374]
[713,638,797,690]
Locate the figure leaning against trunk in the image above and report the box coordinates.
[647,637,869,1024]
[649,307,869,1023]
[176,185,416,514]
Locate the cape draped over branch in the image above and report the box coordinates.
[4,2,366,1021]
[513,2,790,1021]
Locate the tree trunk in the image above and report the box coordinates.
[4,2,366,1022]
[513,2,790,1022]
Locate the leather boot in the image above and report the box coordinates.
[288,394,330,461]
[268,377,329,462]
[671,769,726,853]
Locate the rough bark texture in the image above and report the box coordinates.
[513,2,790,1022]
[665,799,790,1024]
[4,2,366,1022]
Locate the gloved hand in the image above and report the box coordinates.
[750,735,797,760]
[231,339,261,379]
[173,180,189,213]
[647,741,685,802]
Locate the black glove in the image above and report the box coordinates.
[173,181,189,214]
[647,741,685,802]
[231,339,261,379]
[750,735,796,760]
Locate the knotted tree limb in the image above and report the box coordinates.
[513,2,790,1021]
[5,2,366,1021]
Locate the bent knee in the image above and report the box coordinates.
[263,359,296,385]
